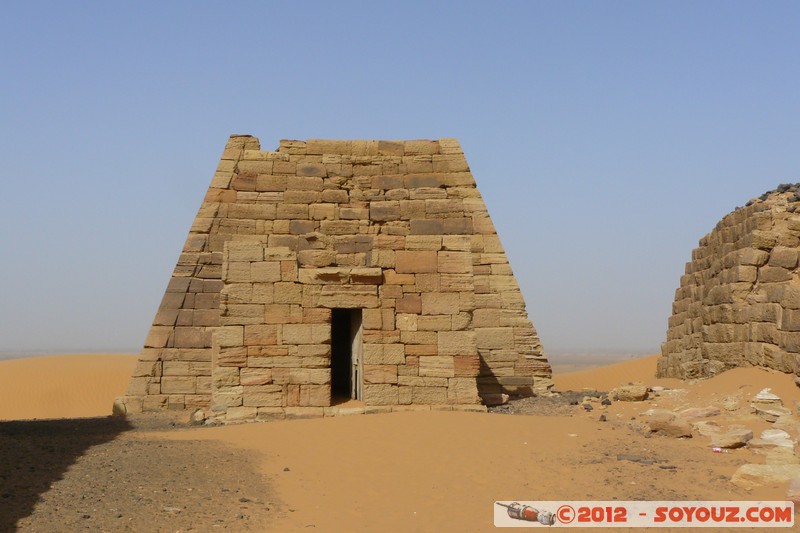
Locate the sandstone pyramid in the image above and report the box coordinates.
[116,135,552,422]
[659,184,800,381]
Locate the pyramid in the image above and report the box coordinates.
[116,135,552,422]
[659,185,800,380]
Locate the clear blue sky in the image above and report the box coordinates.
[1,2,798,359]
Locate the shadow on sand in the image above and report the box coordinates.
[0,416,131,532]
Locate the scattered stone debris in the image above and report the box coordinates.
[642,409,692,438]
[731,464,800,489]
[751,388,792,422]
[489,390,607,416]
[710,428,753,449]
[692,420,722,437]
[765,447,800,465]
[678,406,721,422]
[748,429,795,451]
[610,384,649,402]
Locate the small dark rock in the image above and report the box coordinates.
[283,467,290,472]
[601,398,611,406]
[599,414,607,422]
[583,404,593,411]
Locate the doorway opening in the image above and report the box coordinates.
[330,308,363,402]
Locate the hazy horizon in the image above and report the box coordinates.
[2,2,798,357]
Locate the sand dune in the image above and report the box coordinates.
[1,353,799,531]
[0,354,137,420]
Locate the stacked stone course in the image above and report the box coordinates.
[117,135,552,422]
[659,187,800,380]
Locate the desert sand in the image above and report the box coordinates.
[0,354,138,420]
[1,353,798,532]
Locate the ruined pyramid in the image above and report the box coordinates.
[116,135,552,422]
[659,184,800,382]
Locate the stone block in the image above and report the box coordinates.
[370,201,401,221]
[244,325,278,346]
[438,331,477,356]
[419,356,454,378]
[437,251,472,274]
[240,368,273,386]
[213,367,241,389]
[769,247,799,268]
[255,175,286,192]
[417,315,452,331]
[363,344,405,365]
[441,235,472,251]
[362,308,383,330]
[405,235,442,251]
[340,206,369,220]
[282,324,331,344]
[404,174,443,188]
[350,268,383,284]
[320,189,349,203]
[299,384,330,406]
[289,220,316,234]
[782,309,800,332]
[276,203,309,219]
[454,355,480,377]
[447,378,479,404]
[216,326,244,348]
[174,327,210,348]
[363,384,398,405]
[251,261,281,282]
[409,219,444,235]
[475,327,515,349]
[364,364,398,384]
[395,251,438,273]
[320,220,362,235]
[760,266,792,283]
[411,386,448,404]
[421,292,460,315]
[396,294,422,314]
[409,187,447,200]
[425,199,462,214]
[396,313,418,331]
[702,324,748,343]
[225,406,258,421]
[297,250,336,267]
[223,304,265,324]
[161,376,196,394]
[443,218,474,235]
[274,282,303,304]
[318,285,379,308]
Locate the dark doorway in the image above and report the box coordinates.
[330,308,363,402]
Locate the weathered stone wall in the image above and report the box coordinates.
[659,187,800,380]
[117,135,551,420]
